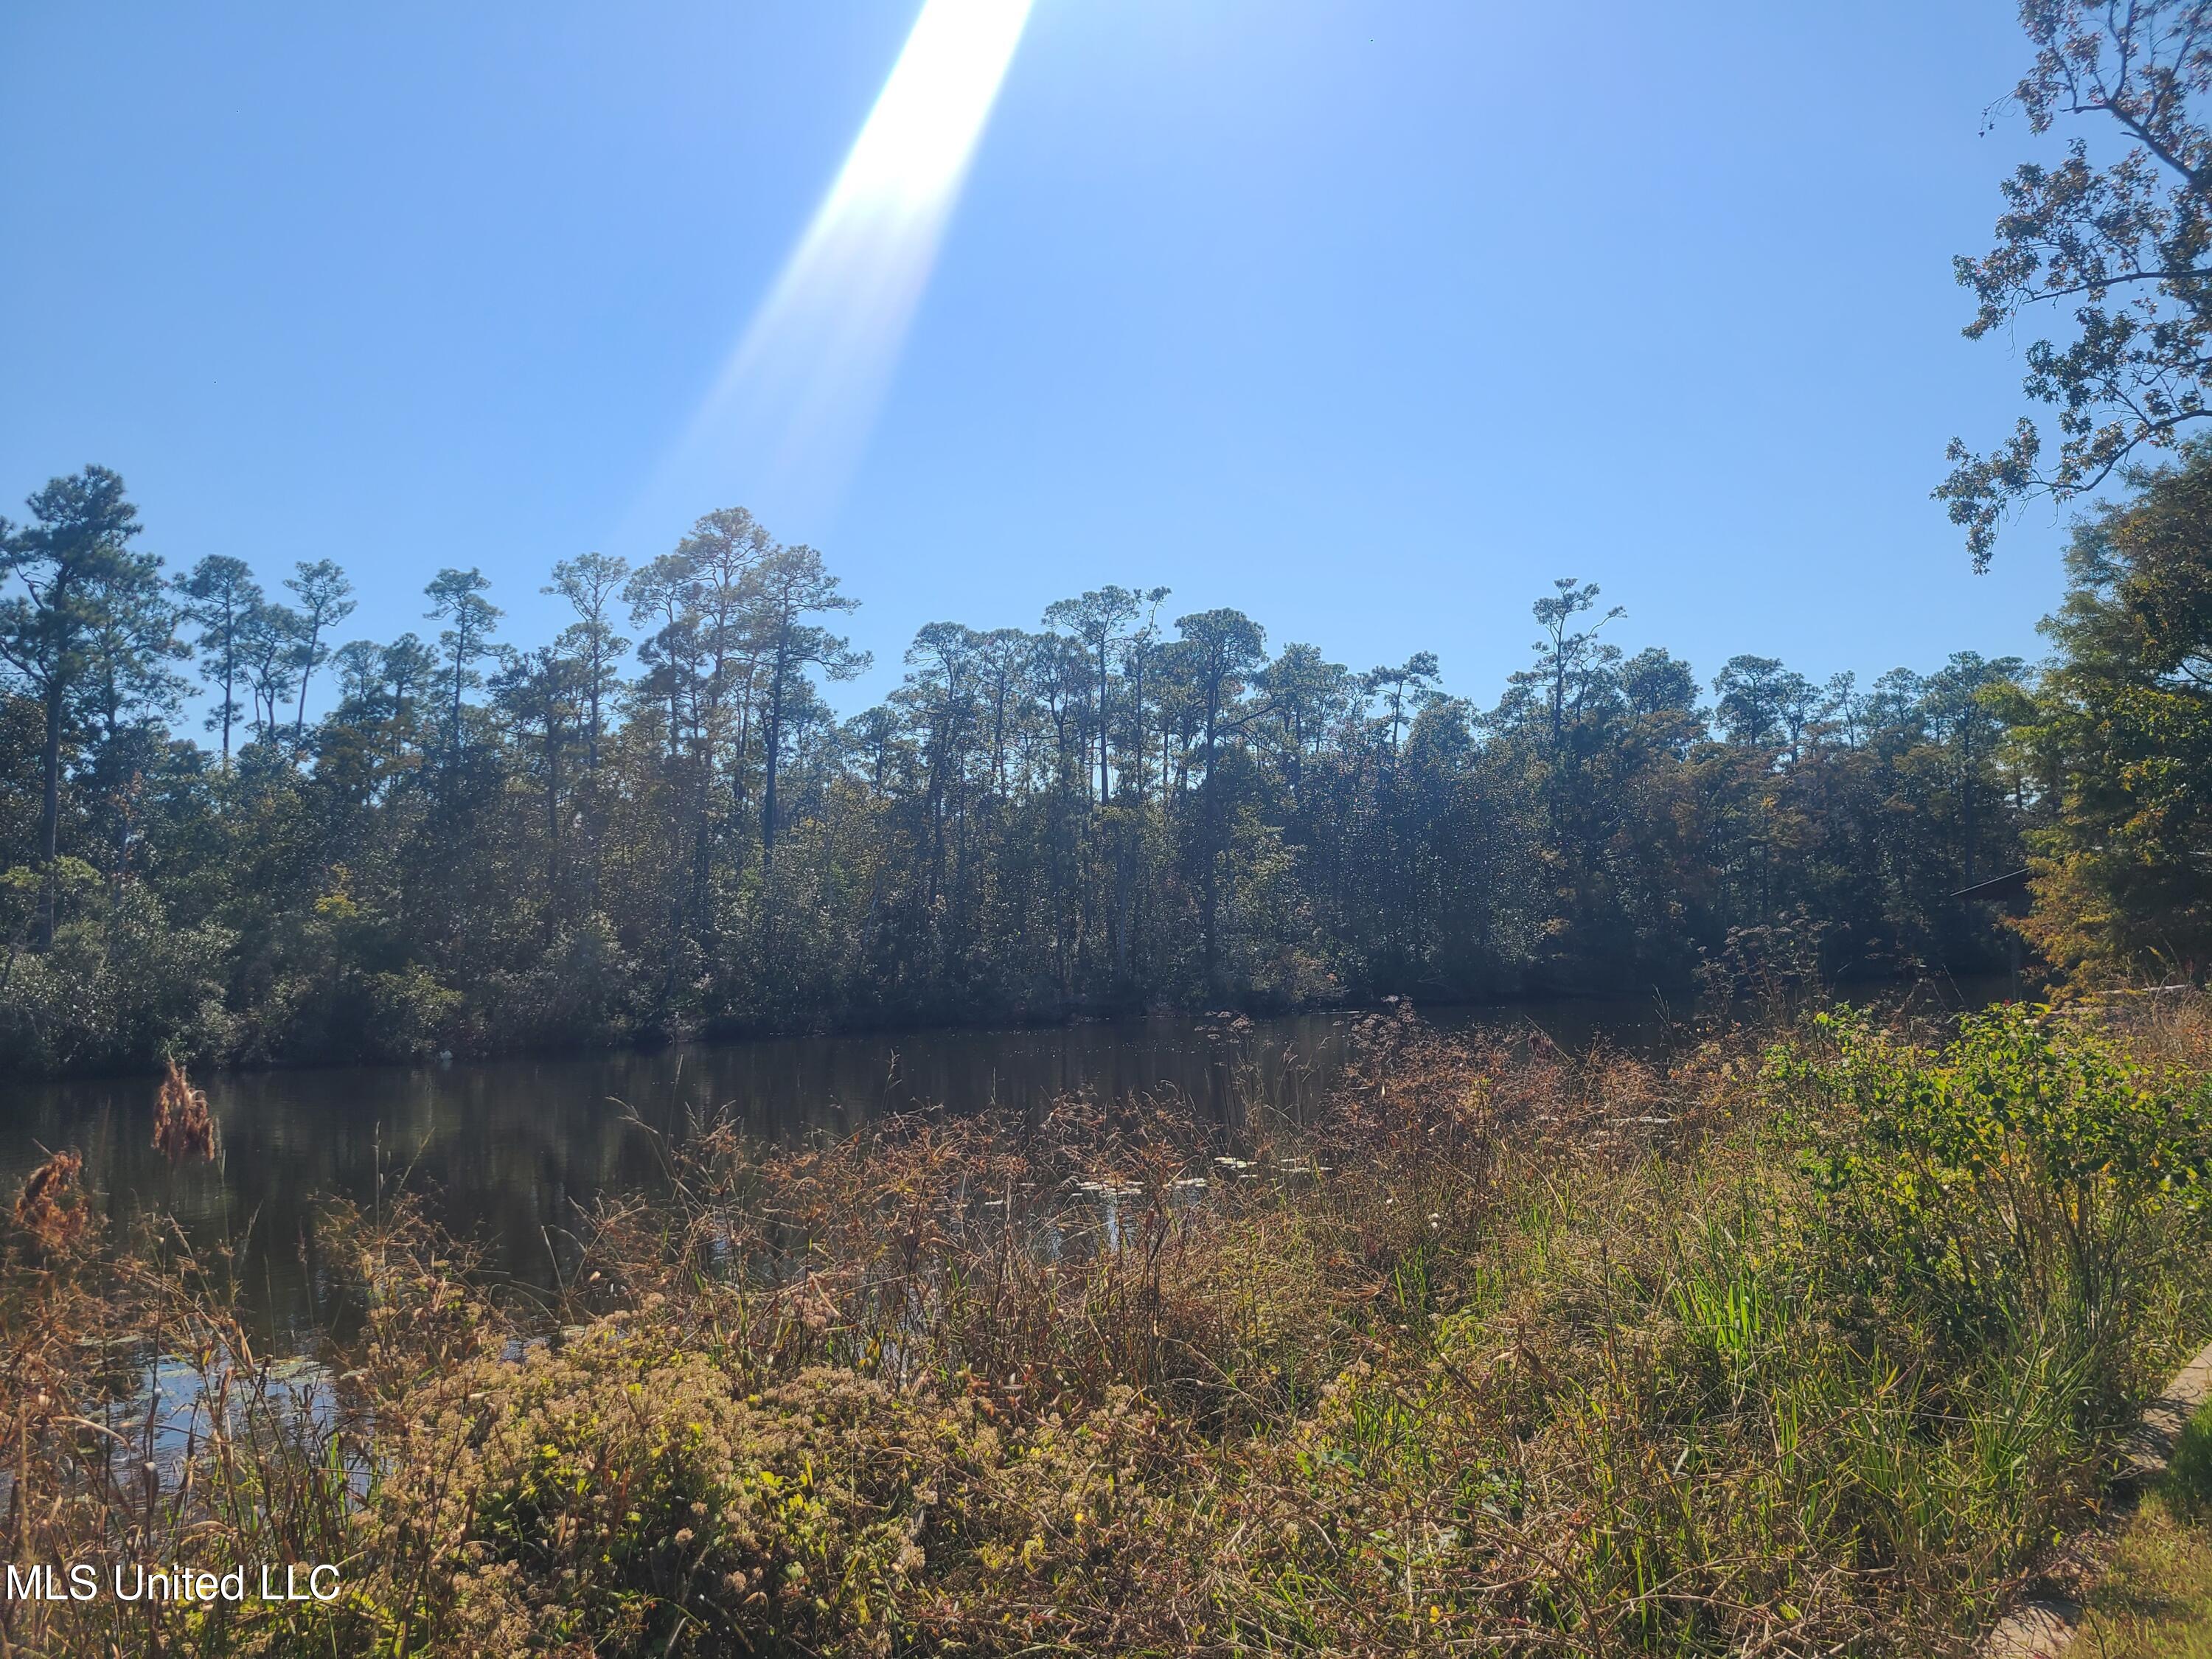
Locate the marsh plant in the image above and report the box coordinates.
[4,1002,2212,1655]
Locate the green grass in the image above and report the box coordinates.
[2076,1405,2212,1657]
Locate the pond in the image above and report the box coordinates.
[0,985,1997,1338]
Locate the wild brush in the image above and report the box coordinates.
[151,1054,217,1165]
[3,1001,2209,1656]
[11,1147,90,1253]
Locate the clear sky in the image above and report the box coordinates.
[0,1,2083,718]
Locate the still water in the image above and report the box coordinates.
[50,976,2087,1346]
[0,1002,1688,1337]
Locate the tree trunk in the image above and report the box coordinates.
[1200,692,1221,989]
[1961,726,1978,886]
[731,691,753,855]
[37,675,63,948]
[1098,643,1111,806]
[220,639,235,762]
[762,650,788,875]
[545,726,562,943]
[293,622,319,742]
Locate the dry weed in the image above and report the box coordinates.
[12,1148,91,1253]
[152,1054,218,1164]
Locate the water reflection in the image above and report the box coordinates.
[0,1012,1380,1335]
[0,988,1994,1337]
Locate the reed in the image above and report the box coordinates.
[150,1058,217,1167]
[10,1149,89,1254]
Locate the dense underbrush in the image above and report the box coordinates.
[5,996,2212,1655]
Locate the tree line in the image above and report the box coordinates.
[0,465,2074,1074]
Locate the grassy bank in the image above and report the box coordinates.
[2070,1397,2212,1655]
[5,998,2212,1655]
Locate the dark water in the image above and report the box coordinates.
[0,985,2008,1338]
[0,1002,1677,1337]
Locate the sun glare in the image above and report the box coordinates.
[624,0,1036,544]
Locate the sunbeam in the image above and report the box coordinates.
[623,0,1035,545]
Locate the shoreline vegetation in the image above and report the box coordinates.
[7,995,2212,1655]
[0,975,2004,1091]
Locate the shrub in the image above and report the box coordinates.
[0,880,235,1074]
[1784,1002,2212,1381]
[365,961,463,1060]
[333,1324,1184,1657]
[478,912,640,1050]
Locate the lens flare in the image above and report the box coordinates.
[625,0,1035,543]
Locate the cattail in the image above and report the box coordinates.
[13,1149,90,1251]
[153,1057,218,1166]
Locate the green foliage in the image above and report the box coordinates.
[2,472,2037,1077]
[1785,1003,2212,1367]
[1942,2,2212,565]
[350,1335,1169,1657]
[481,914,641,1049]
[0,876,233,1072]
[2012,443,2212,978]
[364,963,463,1061]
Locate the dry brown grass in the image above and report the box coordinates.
[1,1001,2208,1656]
[10,1149,90,1254]
[150,1057,217,1166]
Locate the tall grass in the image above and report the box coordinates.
[4,1001,2211,1655]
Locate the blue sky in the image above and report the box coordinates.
[1,1,2079,718]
